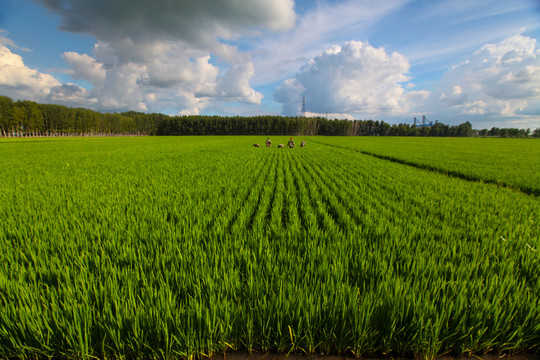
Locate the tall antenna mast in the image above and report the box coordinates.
[301,96,306,117]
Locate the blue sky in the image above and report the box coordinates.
[0,0,539,128]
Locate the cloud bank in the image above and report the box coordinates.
[21,0,296,113]
[1,0,539,129]
[431,35,540,126]
[34,0,296,46]
[274,35,540,127]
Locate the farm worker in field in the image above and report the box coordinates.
[265,137,272,147]
[288,137,295,148]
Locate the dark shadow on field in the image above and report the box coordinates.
[212,352,540,360]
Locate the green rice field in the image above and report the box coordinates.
[0,136,539,359]
[311,137,540,195]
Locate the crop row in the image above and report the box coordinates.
[310,136,540,195]
[0,136,538,359]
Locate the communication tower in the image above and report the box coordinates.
[301,96,306,118]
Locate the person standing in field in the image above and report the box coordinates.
[288,137,295,148]
[265,137,272,147]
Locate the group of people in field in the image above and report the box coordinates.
[253,138,305,148]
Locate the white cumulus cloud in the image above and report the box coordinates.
[251,0,408,86]
[0,43,61,101]
[63,51,106,85]
[0,41,95,107]
[26,0,293,113]
[0,34,264,114]
[431,35,540,126]
[48,84,89,105]
[61,39,264,113]
[273,78,306,115]
[273,41,415,118]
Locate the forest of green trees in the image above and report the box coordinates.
[0,95,538,138]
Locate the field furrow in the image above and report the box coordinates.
[295,150,357,235]
[282,150,301,233]
[288,152,309,232]
[288,149,322,235]
[310,137,540,196]
[210,148,275,237]
[0,136,538,360]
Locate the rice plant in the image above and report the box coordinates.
[0,136,538,359]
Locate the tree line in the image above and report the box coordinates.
[1,95,538,137]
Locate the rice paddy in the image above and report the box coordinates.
[0,136,538,360]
